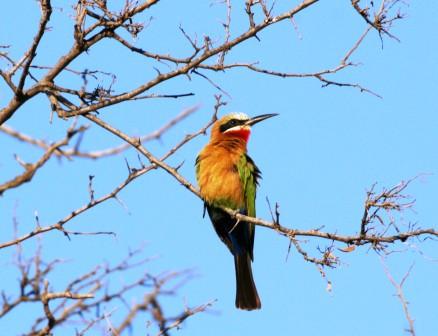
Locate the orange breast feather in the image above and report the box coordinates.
[197,145,244,208]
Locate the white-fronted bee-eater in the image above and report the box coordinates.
[196,112,277,310]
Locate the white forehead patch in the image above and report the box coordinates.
[228,112,249,121]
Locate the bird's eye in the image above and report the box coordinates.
[219,119,242,132]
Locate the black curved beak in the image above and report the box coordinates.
[245,113,278,126]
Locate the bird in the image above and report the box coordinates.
[195,112,277,310]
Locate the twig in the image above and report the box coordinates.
[381,258,416,335]
[0,105,198,159]
[155,300,216,336]
[16,0,53,92]
[0,126,86,195]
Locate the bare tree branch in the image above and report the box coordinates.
[0,125,87,195]
[351,0,405,43]
[155,300,216,336]
[0,105,198,160]
[16,0,53,92]
[381,259,416,336]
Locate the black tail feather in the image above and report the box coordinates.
[234,254,261,310]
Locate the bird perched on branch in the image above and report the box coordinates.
[196,112,277,310]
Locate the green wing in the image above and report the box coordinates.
[237,154,261,259]
[237,154,260,216]
[195,154,201,183]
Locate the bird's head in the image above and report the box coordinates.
[211,112,278,143]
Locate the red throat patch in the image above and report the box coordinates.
[227,128,251,142]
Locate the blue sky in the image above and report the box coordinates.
[1,1,437,335]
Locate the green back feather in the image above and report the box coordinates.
[237,154,260,258]
[237,154,258,217]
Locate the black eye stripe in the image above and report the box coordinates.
[219,119,246,132]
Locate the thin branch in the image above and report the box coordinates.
[191,69,231,98]
[198,24,379,97]
[16,0,53,92]
[351,0,404,42]
[0,105,198,160]
[0,164,154,249]
[381,258,416,336]
[0,126,86,195]
[155,300,215,336]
